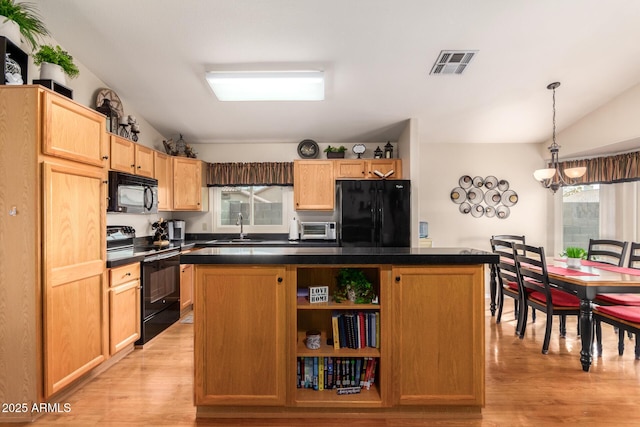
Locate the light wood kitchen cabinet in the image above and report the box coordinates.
[109,134,154,177]
[194,266,286,406]
[365,159,401,179]
[41,90,109,168]
[191,262,486,418]
[334,159,367,178]
[154,151,174,210]
[180,263,194,313]
[42,160,108,398]
[0,86,107,415]
[391,265,484,407]
[133,144,154,177]
[173,157,203,210]
[293,160,335,210]
[109,263,141,355]
[333,159,403,180]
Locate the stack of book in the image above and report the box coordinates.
[297,356,378,391]
[331,311,379,349]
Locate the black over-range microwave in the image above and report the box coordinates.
[107,171,158,214]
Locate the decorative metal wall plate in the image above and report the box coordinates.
[451,174,518,219]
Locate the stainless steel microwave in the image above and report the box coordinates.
[107,171,158,214]
[300,222,337,240]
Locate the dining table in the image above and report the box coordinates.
[545,258,640,372]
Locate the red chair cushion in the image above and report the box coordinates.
[506,281,518,291]
[596,305,640,323]
[529,288,580,307]
[596,293,640,306]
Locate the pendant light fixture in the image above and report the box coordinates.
[533,82,586,193]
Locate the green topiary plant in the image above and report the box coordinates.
[0,0,49,51]
[33,44,80,78]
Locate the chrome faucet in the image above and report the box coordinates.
[236,212,244,239]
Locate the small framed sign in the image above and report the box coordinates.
[309,286,329,304]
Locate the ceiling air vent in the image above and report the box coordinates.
[429,50,478,75]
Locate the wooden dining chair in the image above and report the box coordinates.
[490,237,526,334]
[489,235,528,320]
[594,241,640,356]
[587,239,629,267]
[593,306,640,359]
[513,243,581,354]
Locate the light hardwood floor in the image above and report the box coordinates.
[20,301,640,426]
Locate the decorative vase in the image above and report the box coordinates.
[567,257,582,268]
[4,53,23,84]
[39,62,66,85]
[0,18,22,47]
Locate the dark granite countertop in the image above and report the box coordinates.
[180,246,497,265]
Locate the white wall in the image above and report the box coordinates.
[419,143,548,252]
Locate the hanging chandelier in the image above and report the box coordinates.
[533,82,586,193]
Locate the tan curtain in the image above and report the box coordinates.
[557,150,640,185]
[207,162,294,186]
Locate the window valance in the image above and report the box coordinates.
[558,150,640,185]
[207,162,294,186]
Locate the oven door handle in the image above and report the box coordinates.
[144,251,180,263]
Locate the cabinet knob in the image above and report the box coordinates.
[102,155,109,160]
[277,277,283,283]
[395,276,401,282]
[131,164,135,167]
[125,272,131,276]
[102,180,108,184]
[137,165,141,169]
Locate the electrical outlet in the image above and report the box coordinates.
[202,223,207,231]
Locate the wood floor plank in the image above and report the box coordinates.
[19,301,640,426]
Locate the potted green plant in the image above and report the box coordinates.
[33,44,79,84]
[324,145,347,159]
[562,246,586,268]
[333,268,376,304]
[0,0,49,51]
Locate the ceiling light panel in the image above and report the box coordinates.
[205,71,325,101]
[429,50,478,75]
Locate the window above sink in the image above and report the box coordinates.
[214,186,293,234]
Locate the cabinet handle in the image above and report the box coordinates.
[125,272,131,276]
[102,155,109,160]
[277,277,283,283]
[131,164,135,167]
[137,165,141,169]
[395,276,401,282]
[102,180,108,184]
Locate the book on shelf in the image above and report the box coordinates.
[296,357,378,391]
[330,310,380,350]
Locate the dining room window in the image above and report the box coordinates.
[562,184,600,249]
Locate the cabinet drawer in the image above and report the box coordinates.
[110,263,141,287]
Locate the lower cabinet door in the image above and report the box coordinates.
[109,280,141,355]
[194,266,286,406]
[392,265,485,406]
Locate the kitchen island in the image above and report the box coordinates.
[181,247,497,419]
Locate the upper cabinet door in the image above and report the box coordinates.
[154,151,173,211]
[173,157,202,210]
[334,159,366,178]
[42,91,108,168]
[293,160,335,211]
[134,144,154,178]
[110,135,135,174]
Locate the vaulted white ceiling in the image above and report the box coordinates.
[32,0,640,150]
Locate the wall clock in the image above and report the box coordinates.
[297,139,319,159]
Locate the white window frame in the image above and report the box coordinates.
[211,186,293,234]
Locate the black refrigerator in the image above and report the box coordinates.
[338,180,411,247]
